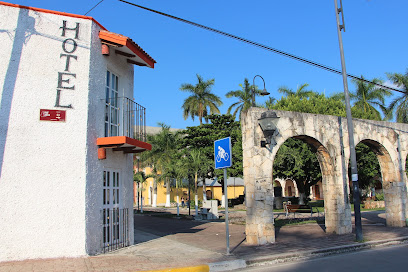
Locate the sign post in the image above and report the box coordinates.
[214,137,232,255]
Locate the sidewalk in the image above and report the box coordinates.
[1,209,408,272]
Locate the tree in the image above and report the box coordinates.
[273,138,321,204]
[180,114,243,207]
[272,92,347,116]
[272,93,383,202]
[133,171,152,212]
[278,83,313,99]
[350,76,391,121]
[189,149,202,216]
[354,143,381,191]
[143,123,180,207]
[225,78,261,119]
[264,96,276,109]
[180,74,223,125]
[387,69,408,123]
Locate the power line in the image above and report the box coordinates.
[118,0,404,94]
[84,0,105,16]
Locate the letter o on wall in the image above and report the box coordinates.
[62,38,78,54]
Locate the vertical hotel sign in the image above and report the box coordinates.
[41,20,80,121]
[55,20,80,109]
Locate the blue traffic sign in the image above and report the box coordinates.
[214,137,232,169]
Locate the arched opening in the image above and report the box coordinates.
[285,179,296,197]
[273,137,324,205]
[354,139,401,226]
[350,142,383,202]
[272,135,339,232]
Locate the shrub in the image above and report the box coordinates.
[375,193,384,201]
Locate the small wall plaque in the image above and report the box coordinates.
[40,109,66,122]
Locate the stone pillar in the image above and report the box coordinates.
[384,181,408,227]
[246,177,275,245]
[242,108,276,245]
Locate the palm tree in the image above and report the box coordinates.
[278,83,313,98]
[180,74,223,125]
[133,171,152,213]
[143,123,180,207]
[225,78,262,119]
[264,96,276,109]
[189,149,202,216]
[387,70,408,123]
[350,76,391,120]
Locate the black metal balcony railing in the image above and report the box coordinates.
[104,97,146,142]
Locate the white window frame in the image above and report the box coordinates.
[105,71,120,137]
[102,170,122,247]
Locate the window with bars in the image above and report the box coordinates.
[102,170,123,249]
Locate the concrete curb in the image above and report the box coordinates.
[209,260,247,272]
[140,236,408,272]
[139,259,248,272]
[141,265,210,272]
[245,236,408,267]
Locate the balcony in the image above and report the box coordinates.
[97,97,152,158]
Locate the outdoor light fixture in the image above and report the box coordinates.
[252,75,270,107]
[258,111,280,147]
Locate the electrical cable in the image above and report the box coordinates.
[85,0,105,16]
[118,0,404,94]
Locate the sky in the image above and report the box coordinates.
[9,0,408,129]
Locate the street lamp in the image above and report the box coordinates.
[252,75,270,107]
[258,111,280,147]
[334,0,363,241]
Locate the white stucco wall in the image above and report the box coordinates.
[0,4,136,261]
[85,22,135,254]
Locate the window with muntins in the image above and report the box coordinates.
[105,71,119,137]
[103,170,121,247]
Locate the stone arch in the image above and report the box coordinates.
[284,179,297,197]
[272,134,350,234]
[291,135,348,233]
[356,139,406,226]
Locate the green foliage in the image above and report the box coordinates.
[278,83,313,99]
[133,171,150,184]
[375,192,384,201]
[387,69,408,123]
[350,76,391,121]
[225,78,261,119]
[353,143,381,190]
[272,93,347,116]
[180,114,243,192]
[272,92,384,197]
[273,138,321,198]
[180,74,223,125]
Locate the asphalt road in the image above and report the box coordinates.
[237,244,408,272]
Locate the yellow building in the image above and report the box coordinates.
[134,166,245,207]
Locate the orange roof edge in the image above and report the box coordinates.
[0,1,107,30]
[99,30,156,68]
[97,136,152,151]
[126,39,156,68]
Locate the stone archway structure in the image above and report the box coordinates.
[242,108,408,245]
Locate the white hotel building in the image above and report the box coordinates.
[0,1,155,261]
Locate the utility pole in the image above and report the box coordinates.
[334,0,363,241]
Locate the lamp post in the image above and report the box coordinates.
[252,75,270,107]
[334,0,363,241]
[258,111,280,147]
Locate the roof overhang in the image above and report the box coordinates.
[97,136,152,154]
[99,30,156,68]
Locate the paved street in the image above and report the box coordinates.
[237,244,408,272]
[0,208,407,271]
